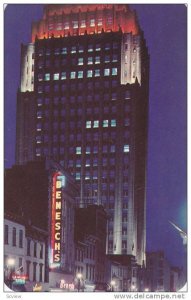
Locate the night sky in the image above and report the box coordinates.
[4,4,187,268]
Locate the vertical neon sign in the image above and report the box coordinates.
[50,172,65,266]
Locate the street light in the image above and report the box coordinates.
[7,258,15,290]
[110,280,115,292]
[76,273,82,292]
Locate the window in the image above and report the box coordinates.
[98,18,103,26]
[104,68,110,76]
[71,71,76,79]
[95,69,100,77]
[105,43,110,50]
[124,145,130,153]
[112,93,117,101]
[112,68,118,75]
[76,147,82,154]
[76,173,81,180]
[78,58,83,65]
[86,121,91,128]
[72,20,78,28]
[111,119,116,127]
[110,145,115,153]
[61,47,67,54]
[19,230,23,248]
[58,72,65,81]
[88,57,93,65]
[112,54,118,62]
[93,120,99,128]
[86,146,91,154]
[78,71,83,78]
[88,45,93,52]
[53,73,59,80]
[79,45,84,53]
[90,19,95,27]
[33,262,37,281]
[4,225,8,244]
[34,242,37,257]
[80,20,86,28]
[95,56,100,64]
[95,44,101,51]
[71,46,76,53]
[103,120,109,127]
[44,73,50,81]
[12,227,16,246]
[87,70,93,78]
[39,264,43,282]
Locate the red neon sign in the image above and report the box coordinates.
[51,172,64,265]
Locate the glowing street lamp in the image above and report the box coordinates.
[110,280,115,292]
[76,273,83,292]
[7,258,15,289]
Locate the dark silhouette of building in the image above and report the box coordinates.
[74,205,107,290]
[16,4,149,266]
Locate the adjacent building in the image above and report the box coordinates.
[4,211,48,292]
[16,4,149,267]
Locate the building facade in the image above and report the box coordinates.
[16,4,149,266]
[4,212,48,292]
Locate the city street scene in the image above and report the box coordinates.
[4,3,187,294]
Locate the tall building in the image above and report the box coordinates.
[16,4,149,266]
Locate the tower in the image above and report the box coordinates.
[16,4,149,266]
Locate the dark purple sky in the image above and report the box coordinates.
[4,4,187,268]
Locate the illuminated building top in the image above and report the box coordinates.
[31,4,139,42]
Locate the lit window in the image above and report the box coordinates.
[64,22,69,29]
[105,43,110,50]
[88,45,93,52]
[76,173,81,180]
[72,20,78,28]
[71,46,76,53]
[87,70,93,78]
[104,68,110,76]
[54,73,59,80]
[95,69,100,77]
[95,44,101,51]
[80,20,86,28]
[124,145,130,152]
[38,74,43,81]
[112,68,118,75]
[90,19,95,27]
[86,146,91,154]
[105,55,110,63]
[38,86,43,93]
[79,45,84,53]
[86,121,91,128]
[76,147,81,154]
[37,111,42,119]
[112,54,118,62]
[103,120,109,127]
[78,71,83,78]
[71,71,76,79]
[111,119,116,127]
[98,18,103,26]
[78,58,84,65]
[61,47,67,54]
[85,159,90,167]
[88,57,93,65]
[44,73,50,81]
[107,16,113,25]
[37,98,43,106]
[61,72,66,80]
[93,120,99,128]
[95,56,100,64]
